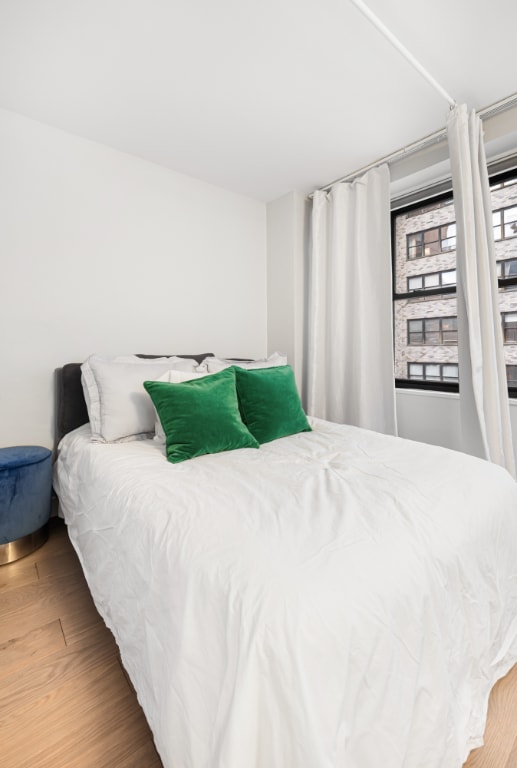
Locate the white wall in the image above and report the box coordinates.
[396,390,462,451]
[397,389,517,459]
[0,109,267,449]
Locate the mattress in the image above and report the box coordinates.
[54,418,517,768]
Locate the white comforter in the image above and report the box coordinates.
[54,419,517,768]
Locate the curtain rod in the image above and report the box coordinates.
[312,91,517,197]
[349,0,456,108]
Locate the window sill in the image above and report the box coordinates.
[396,387,517,404]
[395,387,459,401]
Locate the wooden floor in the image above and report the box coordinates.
[2,519,517,768]
[0,518,163,768]
[463,663,517,768]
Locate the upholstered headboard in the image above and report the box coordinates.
[54,353,214,443]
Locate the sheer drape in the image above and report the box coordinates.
[447,104,515,477]
[307,164,397,435]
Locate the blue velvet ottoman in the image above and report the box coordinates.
[0,446,52,565]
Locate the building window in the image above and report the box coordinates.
[493,206,517,241]
[407,269,456,292]
[502,312,517,343]
[407,316,457,345]
[407,205,517,261]
[406,224,456,260]
[507,365,517,387]
[408,363,458,382]
[497,258,517,278]
[393,167,517,394]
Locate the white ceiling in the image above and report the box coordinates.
[1,0,516,201]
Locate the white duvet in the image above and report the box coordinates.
[54,419,517,768]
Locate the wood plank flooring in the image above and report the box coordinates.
[0,518,163,768]
[1,518,517,767]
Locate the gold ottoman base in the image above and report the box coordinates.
[0,522,49,565]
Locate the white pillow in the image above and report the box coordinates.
[81,355,200,442]
[80,355,157,420]
[204,352,287,373]
[152,369,212,443]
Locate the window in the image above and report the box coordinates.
[498,258,517,278]
[407,317,457,345]
[407,269,456,292]
[408,363,458,382]
[503,312,517,343]
[493,206,517,241]
[507,365,517,387]
[406,223,456,259]
[393,168,517,394]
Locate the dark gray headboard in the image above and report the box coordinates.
[54,353,213,443]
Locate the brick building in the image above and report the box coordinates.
[393,177,517,385]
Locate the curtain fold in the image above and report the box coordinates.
[307,164,397,436]
[447,104,516,477]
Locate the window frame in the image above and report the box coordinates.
[493,204,517,242]
[407,316,458,346]
[406,268,457,293]
[406,223,457,260]
[407,362,459,383]
[502,312,517,344]
[498,257,517,279]
[392,167,517,397]
[507,365,517,387]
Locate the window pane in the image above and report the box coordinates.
[443,365,458,381]
[423,228,439,243]
[425,365,440,379]
[441,224,456,251]
[508,260,517,276]
[441,237,456,251]
[442,317,457,331]
[494,225,502,240]
[441,269,456,285]
[425,332,440,345]
[408,276,423,290]
[507,366,517,386]
[408,319,423,332]
[424,273,440,288]
[407,234,422,259]
[504,313,517,342]
[503,207,517,238]
[408,364,423,379]
[504,206,517,223]
[424,241,441,257]
[425,318,440,331]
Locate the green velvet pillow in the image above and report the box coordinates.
[235,365,311,444]
[144,367,259,464]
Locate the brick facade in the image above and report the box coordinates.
[394,180,517,381]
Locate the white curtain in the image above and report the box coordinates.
[447,104,516,477]
[307,164,397,435]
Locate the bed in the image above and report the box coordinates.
[53,355,517,768]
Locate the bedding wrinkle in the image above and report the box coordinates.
[54,421,517,768]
